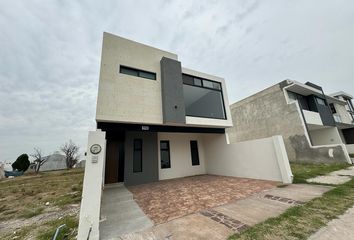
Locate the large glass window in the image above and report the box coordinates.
[133,139,142,172]
[190,141,200,166]
[160,141,171,169]
[182,74,226,119]
[183,85,226,119]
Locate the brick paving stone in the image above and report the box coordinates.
[128,175,277,224]
[264,194,305,205]
[200,209,249,233]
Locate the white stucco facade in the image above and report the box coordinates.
[303,110,323,126]
[203,134,292,183]
[309,127,343,146]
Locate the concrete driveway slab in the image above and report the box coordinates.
[264,184,332,201]
[100,185,153,240]
[214,197,290,226]
[120,213,233,240]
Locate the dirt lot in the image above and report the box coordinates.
[0,169,84,240]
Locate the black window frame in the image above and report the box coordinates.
[160,140,171,169]
[345,98,354,112]
[120,65,156,80]
[329,103,337,114]
[133,139,142,173]
[182,73,227,120]
[190,140,200,166]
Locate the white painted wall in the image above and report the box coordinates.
[78,130,106,240]
[303,110,323,126]
[346,144,354,155]
[310,127,343,146]
[158,133,206,180]
[203,134,293,184]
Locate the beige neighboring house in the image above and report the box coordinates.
[328,91,354,155]
[228,80,353,164]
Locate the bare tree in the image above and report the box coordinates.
[30,147,46,173]
[61,140,80,169]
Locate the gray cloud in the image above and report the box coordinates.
[1,0,354,161]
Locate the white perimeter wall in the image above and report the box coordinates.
[203,134,293,183]
[158,132,206,180]
[310,127,343,146]
[78,130,106,240]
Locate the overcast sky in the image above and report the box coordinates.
[1,0,354,162]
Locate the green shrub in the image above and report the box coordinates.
[12,154,30,172]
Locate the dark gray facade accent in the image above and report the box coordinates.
[160,57,186,124]
[124,131,158,186]
[307,95,335,126]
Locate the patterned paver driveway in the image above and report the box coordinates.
[128,175,278,224]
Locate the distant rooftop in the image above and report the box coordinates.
[330,91,353,99]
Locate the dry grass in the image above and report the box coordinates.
[0,168,84,240]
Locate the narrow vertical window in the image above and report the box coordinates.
[160,141,170,169]
[329,103,336,114]
[133,139,142,172]
[190,140,200,166]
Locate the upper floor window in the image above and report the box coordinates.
[315,97,326,105]
[120,65,156,80]
[345,98,354,112]
[329,103,336,114]
[182,74,226,119]
[333,115,342,123]
[287,91,310,111]
[288,91,297,103]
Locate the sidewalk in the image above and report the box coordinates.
[309,206,354,240]
[307,166,354,185]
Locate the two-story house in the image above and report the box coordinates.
[78,33,292,240]
[228,80,352,164]
[95,33,233,186]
